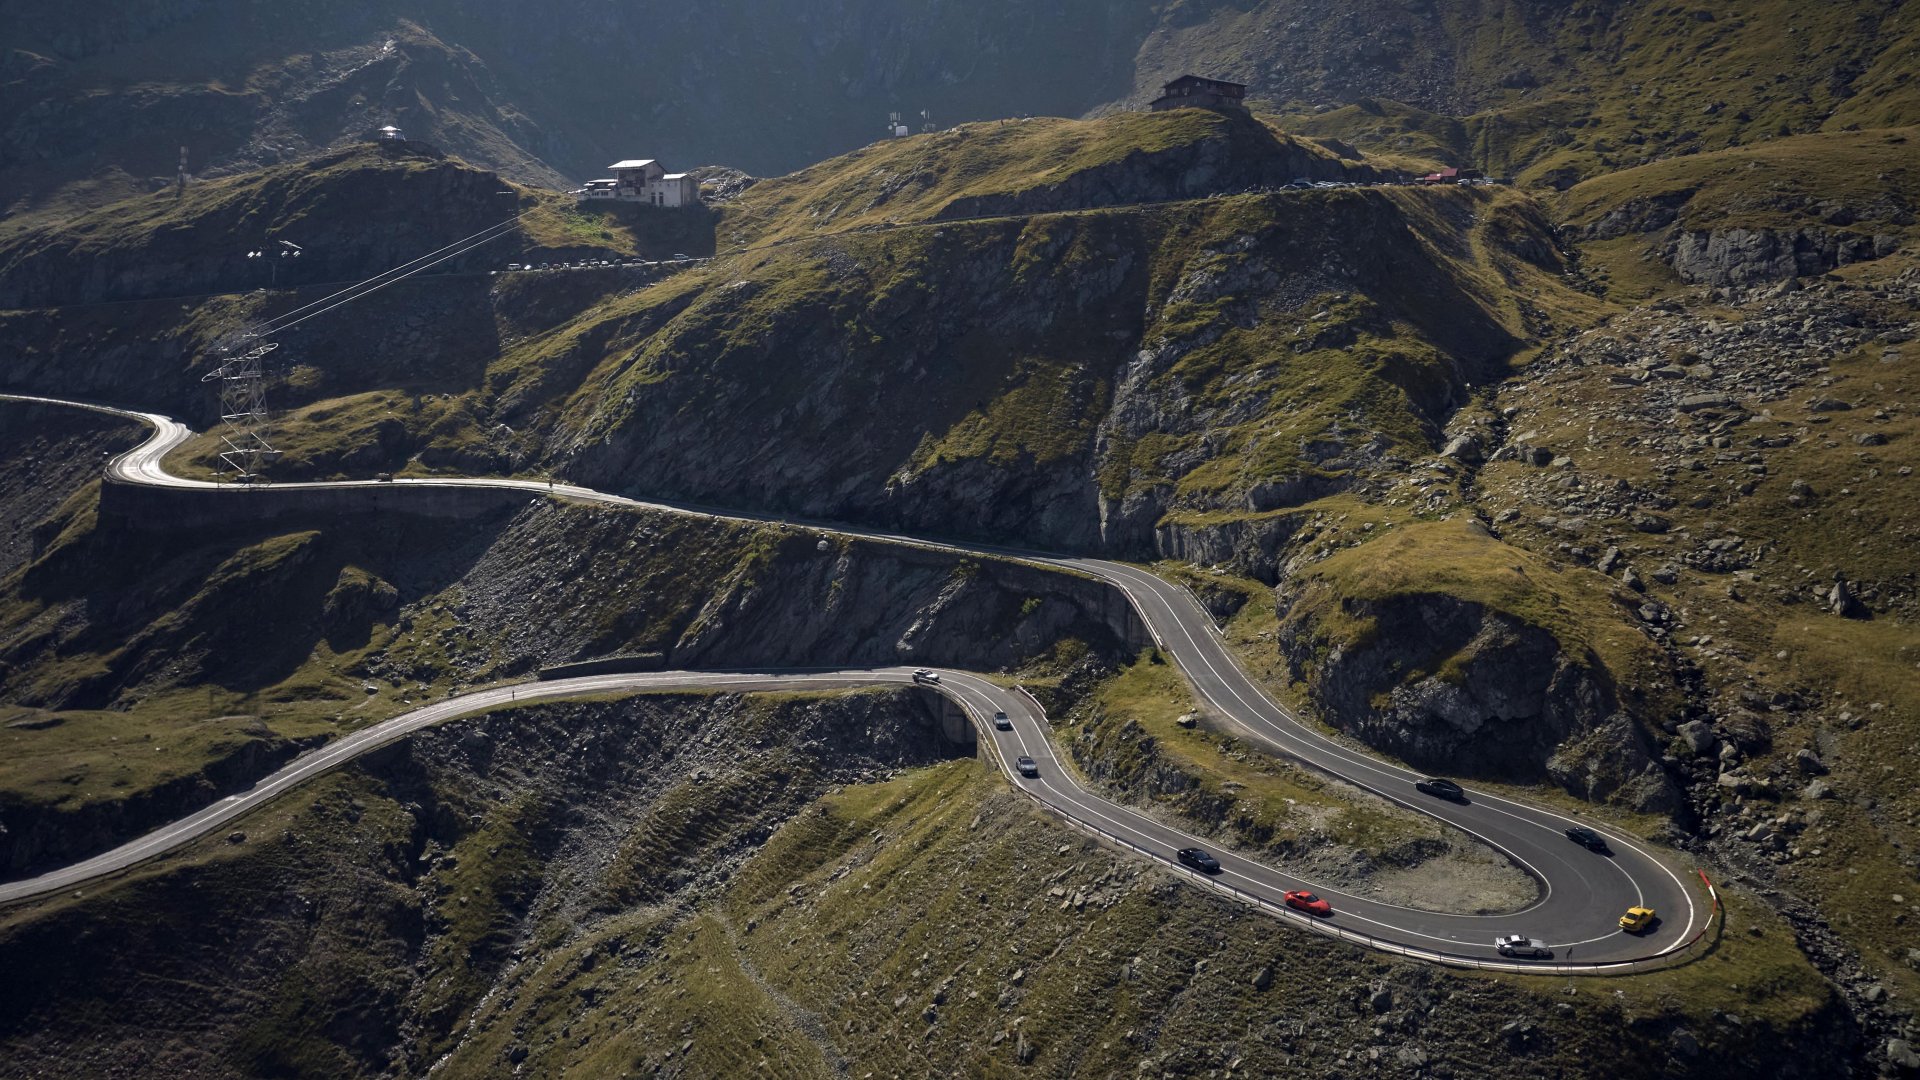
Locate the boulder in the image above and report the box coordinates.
[1793,749,1828,776]
[1441,433,1482,463]
[1677,720,1718,756]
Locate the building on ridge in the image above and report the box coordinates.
[1149,75,1249,113]
[581,159,700,207]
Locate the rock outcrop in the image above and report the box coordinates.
[1278,592,1681,813]
[1667,227,1898,287]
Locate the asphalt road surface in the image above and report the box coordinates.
[0,394,1712,970]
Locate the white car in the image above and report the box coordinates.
[992,710,1012,731]
[911,669,940,684]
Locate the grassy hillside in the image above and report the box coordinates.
[715,107,1358,248]
[1193,1,1920,190]
[0,736,1840,1078]
[118,114,1591,559]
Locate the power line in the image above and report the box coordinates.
[246,211,530,339]
[253,215,532,337]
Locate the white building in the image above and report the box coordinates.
[580,159,699,207]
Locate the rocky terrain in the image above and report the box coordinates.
[0,690,971,1077]
[0,710,1852,1079]
[5,5,1920,1073]
[0,401,143,579]
[0,475,1135,878]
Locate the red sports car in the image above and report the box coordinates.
[1284,890,1331,916]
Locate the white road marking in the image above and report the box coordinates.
[0,395,1711,970]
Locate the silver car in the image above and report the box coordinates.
[1494,934,1552,959]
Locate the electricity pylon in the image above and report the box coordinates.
[200,341,281,482]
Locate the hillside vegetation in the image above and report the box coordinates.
[0,720,1841,1078]
[7,19,1920,1069]
[1232,1,1920,189]
[81,116,1596,564]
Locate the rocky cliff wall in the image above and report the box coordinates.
[1277,591,1681,813]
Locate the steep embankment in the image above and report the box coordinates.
[1463,264,1920,1023]
[0,729,1840,1079]
[136,111,1591,558]
[0,401,144,579]
[0,146,711,424]
[0,480,1129,878]
[6,112,1677,822]
[0,690,976,1077]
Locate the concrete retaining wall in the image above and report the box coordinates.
[97,476,541,531]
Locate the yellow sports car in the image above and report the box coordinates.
[1619,906,1657,933]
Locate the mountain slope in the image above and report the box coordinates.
[11,0,1920,226]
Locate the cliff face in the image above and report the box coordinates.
[554,184,1557,554]
[1278,590,1681,813]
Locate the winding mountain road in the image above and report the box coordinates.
[0,394,1713,971]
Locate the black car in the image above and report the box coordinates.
[1564,826,1611,853]
[1177,847,1222,874]
[1415,777,1467,802]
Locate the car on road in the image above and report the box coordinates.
[1415,777,1467,802]
[671,252,693,261]
[911,669,940,684]
[1015,756,1040,778]
[374,472,393,482]
[1564,825,1610,853]
[1619,906,1657,933]
[1284,890,1332,916]
[992,710,1013,731]
[1494,934,1553,959]
[1176,847,1221,874]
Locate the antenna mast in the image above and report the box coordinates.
[200,341,281,482]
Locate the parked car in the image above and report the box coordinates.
[911,669,940,684]
[1619,906,1657,933]
[1415,777,1467,802]
[992,710,1013,731]
[1015,756,1040,778]
[1177,848,1221,874]
[1564,826,1610,853]
[1494,934,1553,959]
[1284,890,1332,916]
